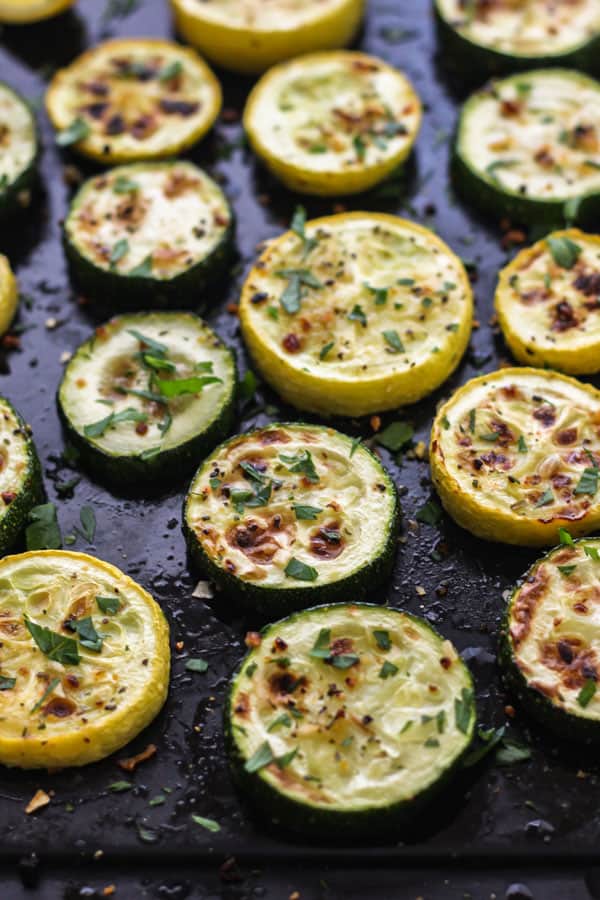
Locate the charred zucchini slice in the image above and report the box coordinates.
[63,161,233,308]
[0,0,75,22]
[243,51,421,196]
[58,312,237,486]
[0,82,38,219]
[0,395,43,555]
[430,367,600,547]
[171,0,365,75]
[454,69,600,225]
[435,0,600,77]
[45,38,221,164]
[495,229,600,374]
[184,424,400,616]
[0,550,170,769]
[239,212,472,416]
[226,603,476,837]
[501,538,600,743]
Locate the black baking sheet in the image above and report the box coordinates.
[0,0,599,868]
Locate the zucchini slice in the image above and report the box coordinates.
[45,38,222,164]
[495,229,600,375]
[226,603,476,836]
[58,312,237,486]
[501,538,600,743]
[430,367,600,547]
[243,51,422,196]
[435,0,600,76]
[239,212,473,416]
[183,424,400,616]
[454,69,600,225]
[171,0,365,75]
[0,550,170,769]
[0,254,18,336]
[0,396,43,555]
[0,82,38,219]
[0,0,75,22]
[63,161,234,308]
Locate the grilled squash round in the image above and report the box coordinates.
[226,603,476,836]
[63,161,233,307]
[243,51,422,196]
[46,38,221,164]
[0,396,43,556]
[0,82,38,219]
[0,254,18,336]
[495,229,600,374]
[184,424,400,616]
[454,69,600,225]
[171,0,365,75]
[0,550,170,769]
[239,212,472,416]
[501,537,600,742]
[435,0,600,76]
[430,367,600,546]
[0,0,75,23]
[58,312,237,486]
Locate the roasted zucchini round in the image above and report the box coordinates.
[430,367,600,546]
[0,82,38,219]
[239,212,472,416]
[171,0,365,75]
[46,38,221,164]
[0,550,170,769]
[0,0,75,23]
[454,69,600,226]
[495,229,600,374]
[0,396,43,556]
[226,603,476,837]
[58,312,237,486]
[501,537,600,743]
[435,0,600,77]
[184,424,400,616]
[243,51,422,196]
[63,161,234,308]
[0,254,18,336]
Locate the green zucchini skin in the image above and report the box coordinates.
[225,604,476,838]
[183,425,401,619]
[62,162,235,309]
[57,314,238,490]
[0,83,39,221]
[0,398,44,555]
[453,75,600,227]
[500,542,600,745]
[434,4,600,80]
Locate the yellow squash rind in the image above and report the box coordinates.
[430,367,600,547]
[171,0,365,75]
[0,0,75,23]
[0,551,170,769]
[0,254,18,337]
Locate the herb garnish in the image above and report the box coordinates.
[25,619,80,666]
[574,466,598,496]
[373,629,391,651]
[110,238,129,268]
[285,558,318,582]
[156,375,222,398]
[379,660,398,678]
[585,545,600,560]
[292,504,322,520]
[84,408,148,438]
[577,678,597,708]
[68,616,103,652]
[534,489,554,508]
[244,741,274,773]
[547,236,581,270]
[559,527,574,546]
[31,677,61,714]
[557,564,576,576]
[56,117,90,147]
[159,60,183,82]
[191,814,221,833]
[279,450,319,483]
[290,205,318,259]
[416,500,443,527]
[376,421,413,452]
[347,305,367,327]
[319,341,334,360]
[517,435,528,453]
[276,268,322,314]
[186,658,209,673]
[382,329,405,352]
[97,596,121,614]
[365,283,388,305]
[454,687,473,735]
[0,676,15,691]
[26,503,62,551]
[267,712,292,732]
[113,175,139,194]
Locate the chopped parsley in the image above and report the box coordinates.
[279,449,319,483]
[382,329,405,353]
[379,660,399,679]
[454,687,473,735]
[534,489,554,508]
[284,558,318,582]
[376,421,413,452]
[577,678,597,708]
[290,205,318,258]
[347,304,367,327]
[517,435,528,453]
[574,467,598,496]
[276,268,322,314]
[25,618,80,666]
[547,236,581,270]
[292,504,322,520]
[373,629,391,651]
[557,564,576,576]
[96,596,121,614]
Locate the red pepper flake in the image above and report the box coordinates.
[135,422,148,436]
[245,631,262,648]
[282,333,302,353]
[370,415,381,432]
[226,303,239,316]
[1,492,16,505]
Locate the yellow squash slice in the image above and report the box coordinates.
[239,212,473,416]
[0,254,18,336]
[430,368,600,547]
[495,229,600,375]
[243,51,422,196]
[0,0,75,23]
[46,39,221,164]
[0,551,170,769]
[170,0,365,75]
